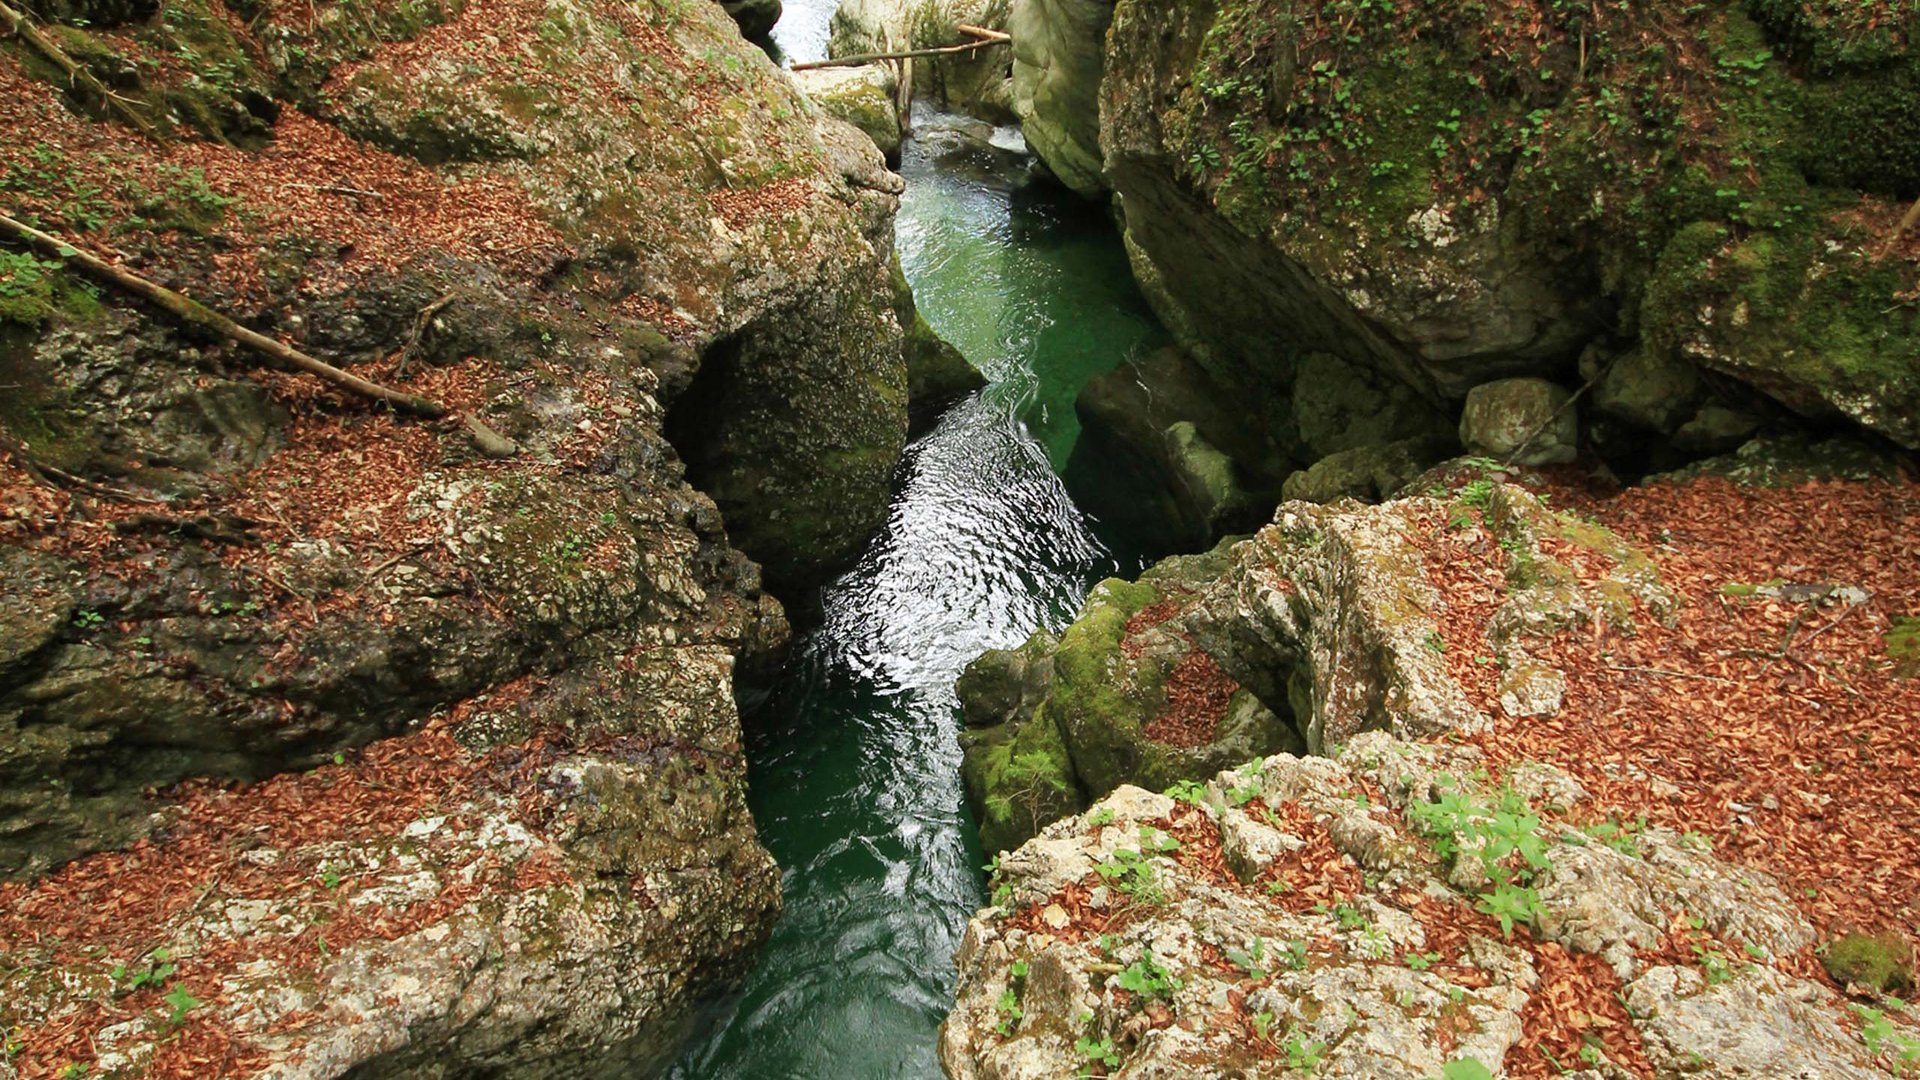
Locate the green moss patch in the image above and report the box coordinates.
[1822,931,1915,994]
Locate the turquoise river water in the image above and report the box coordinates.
[665,27,1171,1080]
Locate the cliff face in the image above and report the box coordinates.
[0,0,915,1070]
[1014,0,1919,505]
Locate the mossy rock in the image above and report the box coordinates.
[960,549,1301,853]
[1653,433,1911,487]
[1821,931,1915,994]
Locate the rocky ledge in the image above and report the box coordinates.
[0,0,952,1069]
[948,441,1920,1076]
[943,739,1895,1078]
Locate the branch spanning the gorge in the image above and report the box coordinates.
[790,24,1010,71]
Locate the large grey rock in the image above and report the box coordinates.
[1458,378,1579,465]
[830,0,1014,121]
[794,66,901,159]
[1008,0,1112,196]
[942,738,1884,1079]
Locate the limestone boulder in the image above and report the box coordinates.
[943,738,1885,1079]
[794,66,901,159]
[1008,0,1112,196]
[1459,378,1578,465]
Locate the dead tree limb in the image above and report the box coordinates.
[0,0,164,140]
[1878,195,1920,261]
[0,213,449,418]
[792,26,1009,71]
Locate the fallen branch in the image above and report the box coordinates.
[953,24,1011,42]
[1604,663,1732,684]
[792,25,1009,70]
[0,430,167,503]
[110,512,259,545]
[0,0,163,140]
[394,290,457,377]
[1878,194,1920,261]
[279,181,387,201]
[0,213,449,418]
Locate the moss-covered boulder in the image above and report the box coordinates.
[959,541,1300,855]
[1072,0,1920,473]
[795,66,902,160]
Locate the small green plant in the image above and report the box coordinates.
[1457,479,1496,510]
[162,984,201,1026]
[111,948,176,994]
[1138,825,1180,856]
[1282,1032,1327,1070]
[1225,937,1268,980]
[1404,950,1441,972]
[1164,779,1207,804]
[1087,807,1116,827]
[1477,883,1545,939]
[1074,1034,1119,1076]
[996,960,1030,1035]
[72,609,106,630]
[1407,780,1553,938]
[1432,1058,1496,1080]
[1116,951,1180,1001]
[1281,939,1309,971]
[1694,944,1733,986]
[1579,816,1648,858]
[1855,1004,1920,1067]
[1096,847,1168,906]
[1251,1010,1275,1041]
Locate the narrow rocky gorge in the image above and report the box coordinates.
[1,0,1916,1075]
[0,0,982,1070]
